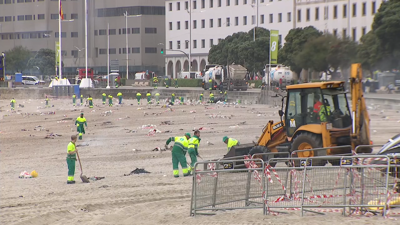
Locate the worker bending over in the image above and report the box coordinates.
[223,136,240,152]
[146,91,151,104]
[136,92,141,105]
[88,95,93,108]
[117,92,122,104]
[165,133,191,178]
[188,130,201,173]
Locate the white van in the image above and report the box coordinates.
[22,76,44,85]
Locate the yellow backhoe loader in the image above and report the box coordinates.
[225,63,372,166]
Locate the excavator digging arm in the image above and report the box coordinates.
[350,63,371,151]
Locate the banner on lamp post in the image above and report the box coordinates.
[270,30,279,64]
[55,41,60,67]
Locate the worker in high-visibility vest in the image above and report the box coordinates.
[80,94,83,106]
[117,92,123,104]
[102,93,106,105]
[75,113,87,140]
[136,92,141,105]
[224,91,228,102]
[66,134,77,184]
[223,136,240,152]
[209,92,214,103]
[115,77,119,88]
[155,92,160,104]
[187,130,201,173]
[165,77,169,88]
[10,98,16,111]
[108,94,113,107]
[45,96,50,108]
[146,91,151,104]
[180,96,184,105]
[174,78,178,88]
[88,95,93,108]
[72,94,76,106]
[209,79,213,90]
[153,76,158,89]
[199,93,203,102]
[165,133,191,178]
[171,93,175,105]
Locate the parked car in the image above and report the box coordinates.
[22,76,45,85]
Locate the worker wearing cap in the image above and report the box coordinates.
[165,133,191,178]
[155,92,160,104]
[146,91,151,104]
[10,98,16,111]
[88,95,93,108]
[115,77,119,88]
[66,134,77,184]
[80,94,83,106]
[188,130,201,173]
[108,94,113,107]
[209,92,214,103]
[223,136,240,152]
[72,94,76,106]
[102,93,106,105]
[75,113,87,140]
[136,92,141,105]
[174,78,178,88]
[117,92,123,104]
[153,76,158,89]
[171,93,175,105]
[45,96,50,108]
[209,78,213,90]
[224,91,228,102]
[200,93,204,102]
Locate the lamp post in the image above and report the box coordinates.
[84,0,88,79]
[123,12,142,79]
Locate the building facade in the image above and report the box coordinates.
[0,0,165,78]
[165,0,384,78]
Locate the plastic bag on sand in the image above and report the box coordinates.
[19,171,32,178]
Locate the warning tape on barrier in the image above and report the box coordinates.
[195,162,218,184]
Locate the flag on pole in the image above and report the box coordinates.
[270,30,279,64]
[59,1,64,20]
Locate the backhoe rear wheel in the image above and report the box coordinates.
[291,133,327,167]
[249,146,277,167]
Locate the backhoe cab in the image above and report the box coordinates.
[225,63,371,166]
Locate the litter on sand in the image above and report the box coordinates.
[124,168,151,176]
[88,176,105,181]
[45,133,62,139]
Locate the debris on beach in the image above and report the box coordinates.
[124,168,151,176]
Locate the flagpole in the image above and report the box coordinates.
[106,23,110,89]
[85,0,88,79]
[268,31,271,89]
[58,0,62,79]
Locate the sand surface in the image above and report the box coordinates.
[1,96,399,225]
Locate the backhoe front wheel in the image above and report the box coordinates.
[291,133,327,167]
[249,146,277,167]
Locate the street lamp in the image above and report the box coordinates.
[123,12,142,79]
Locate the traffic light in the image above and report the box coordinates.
[160,48,164,54]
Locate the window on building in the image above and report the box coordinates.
[193,40,197,48]
[193,0,197,9]
[235,16,239,25]
[71,50,78,58]
[25,15,32,21]
[201,39,205,48]
[145,28,157,33]
[210,19,213,27]
[169,2,172,11]
[235,0,238,5]
[109,29,116,35]
[119,48,122,54]
[260,14,264,24]
[287,12,291,22]
[201,19,205,28]
[372,2,376,14]
[342,28,347,39]
[352,3,356,17]
[315,7,319,20]
[333,29,337,36]
[218,38,222,44]
[25,0,32,2]
[0,17,3,22]
[297,9,301,22]
[210,39,214,46]
[145,47,157,53]
[177,2,180,10]
[324,6,328,20]
[185,41,189,49]
[185,21,189,29]
[55,32,66,38]
[169,22,172,30]
[37,14,45,20]
[243,16,247,25]
[193,20,197,29]
[169,41,173,49]
[278,13,282,22]
[226,0,230,6]
[5,16,12,22]
[306,8,310,21]
[333,5,337,19]
[177,41,181,49]
[210,0,213,8]
[132,28,140,33]
[362,27,366,36]
[243,0,247,4]
[29,33,37,39]
[352,28,356,41]
[18,15,24,21]
[218,0,221,7]
[99,49,107,55]
[51,14,58,20]
[94,30,98,36]
[343,4,347,18]
[132,47,140,53]
[269,14,273,23]
[17,0,24,3]
[226,17,230,26]
[109,48,116,54]
[218,18,222,27]
[202,0,205,8]
[362,2,366,16]
[185,1,188,10]
[71,32,78,38]
[278,34,282,44]
[99,29,106,35]
[71,13,78,19]
[177,21,181,30]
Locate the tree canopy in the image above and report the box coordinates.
[27,49,56,75]
[4,46,32,73]
[208,27,273,73]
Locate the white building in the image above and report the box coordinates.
[165,0,384,78]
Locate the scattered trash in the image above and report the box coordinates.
[152,147,168,152]
[190,110,196,113]
[124,168,151,176]
[76,143,89,147]
[62,117,73,120]
[238,121,246,125]
[19,104,24,108]
[34,126,45,131]
[103,110,112,116]
[141,124,157,129]
[45,133,62,139]
[19,171,33,179]
[229,125,240,129]
[207,141,214,146]
[21,129,28,131]
[164,130,172,133]
[132,149,141,152]
[148,129,162,136]
[99,185,110,188]
[117,116,130,120]
[102,121,112,126]
[88,176,105,181]
[57,120,69,123]
[160,121,173,125]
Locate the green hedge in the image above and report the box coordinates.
[248,80,263,88]
[152,79,202,87]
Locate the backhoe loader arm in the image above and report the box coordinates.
[350,63,371,150]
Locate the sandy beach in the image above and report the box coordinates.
[1,96,399,225]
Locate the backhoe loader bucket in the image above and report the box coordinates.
[224,143,255,159]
